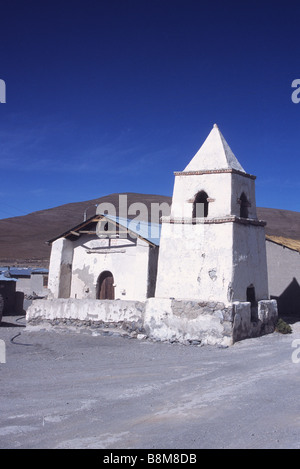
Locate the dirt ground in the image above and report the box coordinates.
[0,315,300,449]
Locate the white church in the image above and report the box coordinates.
[27,125,278,346]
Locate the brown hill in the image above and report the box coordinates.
[256,207,300,240]
[0,193,172,267]
[0,193,299,268]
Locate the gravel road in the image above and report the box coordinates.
[0,315,299,449]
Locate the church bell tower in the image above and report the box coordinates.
[155,124,269,305]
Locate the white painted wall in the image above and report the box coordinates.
[171,173,232,219]
[232,223,269,301]
[171,172,256,220]
[27,298,145,324]
[155,220,268,303]
[155,222,234,304]
[69,234,152,301]
[26,296,277,345]
[144,298,232,346]
[16,275,46,296]
[48,238,74,298]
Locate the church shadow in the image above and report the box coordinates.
[271,277,300,324]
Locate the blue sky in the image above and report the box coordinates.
[0,0,300,219]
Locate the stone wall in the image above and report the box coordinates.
[26,297,278,346]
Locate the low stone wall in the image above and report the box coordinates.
[27,298,145,332]
[144,298,234,346]
[232,299,278,342]
[26,297,278,346]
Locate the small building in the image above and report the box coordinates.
[0,272,17,319]
[266,235,300,320]
[0,267,48,315]
[7,267,49,298]
[47,215,160,302]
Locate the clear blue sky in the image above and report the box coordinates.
[0,0,300,219]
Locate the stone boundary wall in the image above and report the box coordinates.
[26,297,278,346]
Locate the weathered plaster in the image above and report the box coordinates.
[155,222,235,303]
[48,238,74,299]
[69,234,153,301]
[26,297,278,346]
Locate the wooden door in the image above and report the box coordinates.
[97,272,114,300]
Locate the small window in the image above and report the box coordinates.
[240,192,249,218]
[193,191,209,218]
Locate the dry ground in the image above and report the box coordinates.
[0,315,300,449]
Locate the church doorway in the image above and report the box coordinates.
[96,271,115,300]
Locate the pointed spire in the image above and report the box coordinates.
[183,125,245,173]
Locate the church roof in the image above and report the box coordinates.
[183,124,246,173]
[47,214,161,246]
[104,215,161,246]
[266,235,300,253]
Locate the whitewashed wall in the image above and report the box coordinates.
[48,238,74,299]
[70,234,152,301]
[48,234,157,302]
[232,223,269,301]
[171,172,256,219]
[155,222,234,303]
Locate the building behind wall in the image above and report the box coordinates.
[0,272,17,319]
[0,267,48,315]
[266,235,300,320]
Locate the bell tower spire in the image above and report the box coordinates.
[155,125,269,306]
[183,123,245,173]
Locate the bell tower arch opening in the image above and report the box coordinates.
[192,191,209,218]
[240,192,249,219]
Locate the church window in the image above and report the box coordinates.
[193,191,209,218]
[240,192,249,218]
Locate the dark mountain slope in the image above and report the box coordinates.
[0,193,299,267]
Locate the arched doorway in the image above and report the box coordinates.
[96,271,115,300]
